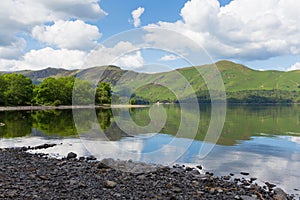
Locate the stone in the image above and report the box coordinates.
[240,172,250,176]
[265,182,276,189]
[250,177,257,182]
[209,188,215,194]
[240,195,257,200]
[273,188,288,200]
[185,166,193,171]
[172,187,182,193]
[192,181,199,186]
[217,189,224,193]
[86,155,96,161]
[196,165,203,170]
[66,152,77,159]
[137,175,146,180]
[104,180,117,188]
[97,162,110,169]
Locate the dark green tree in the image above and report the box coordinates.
[34,77,75,106]
[0,75,7,106]
[95,82,112,104]
[3,74,33,106]
[72,79,94,105]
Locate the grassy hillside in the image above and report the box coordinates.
[128,61,300,103]
[1,60,300,103]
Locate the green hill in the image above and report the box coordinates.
[117,60,300,103]
[1,60,300,103]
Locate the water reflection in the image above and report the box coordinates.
[1,105,300,145]
[1,105,300,194]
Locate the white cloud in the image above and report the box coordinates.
[144,0,300,61]
[41,0,107,21]
[287,62,300,71]
[131,7,145,27]
[113,51,144,68]
[0,47,86,71]
[32,20,101,51]
[0,38,26,59]
[85,41,145,69]
[160,54,180,61]
[0,0,106,69]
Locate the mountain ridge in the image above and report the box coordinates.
[1,60,299,103]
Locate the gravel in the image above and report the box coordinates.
[0,145,297,200]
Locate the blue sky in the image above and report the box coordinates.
[1,0,300,72]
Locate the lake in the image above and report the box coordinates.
[1,104,300,195]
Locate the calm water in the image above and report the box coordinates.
[0,104,300,194]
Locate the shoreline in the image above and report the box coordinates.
[0,102,299,112]
[0,104,149,111]
[0,145,295,199]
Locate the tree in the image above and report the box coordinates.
[34,77,76,106]
[95,82,112,104]
[3,74,33,106]
[72,79,94,105]
[0,75,6,106]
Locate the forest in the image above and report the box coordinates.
[0,74,112,106]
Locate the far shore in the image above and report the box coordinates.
[0,104,149,111]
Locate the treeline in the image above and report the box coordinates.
[192,90,300,103]
[131,89,300,104]
[0,74,112,106]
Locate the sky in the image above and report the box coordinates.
[1,0,300,72]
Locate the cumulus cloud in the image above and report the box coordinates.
[160,54,181,61]
[41,0,107,21]
[113,51,144,68]
[84,41,145,69]
[0,0,106,70]
[145,0,300,61]
[0,38,26,59]
[287,62,300,71]
[131,7,145,27]
[0,47,86,71]
[32,20,101,51]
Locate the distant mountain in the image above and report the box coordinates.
[1,61,300,103]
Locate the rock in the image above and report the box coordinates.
[265,182,276,189]
[172,187,182,193]
[250,177,257,182]
[79,157,85,161]
[170,168,184,174]
[217,189,223,193]
[104,180,117,188]
[0,146,295,199]
[192,181,199,186]
[196,165,202,170]
[137,175,146,180]
[97,162,110,169]
[188,169,200,176]
[185,166,194,171]
[240,172,250,176]
[39,175,47,180]
[69,179,78,185]
[273,188,288,200]
[240,195,257,200]
[209,188,216,194]
[86,155,96,161]
[66,152,77,159]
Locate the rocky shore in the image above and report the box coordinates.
[0,144,296,200]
